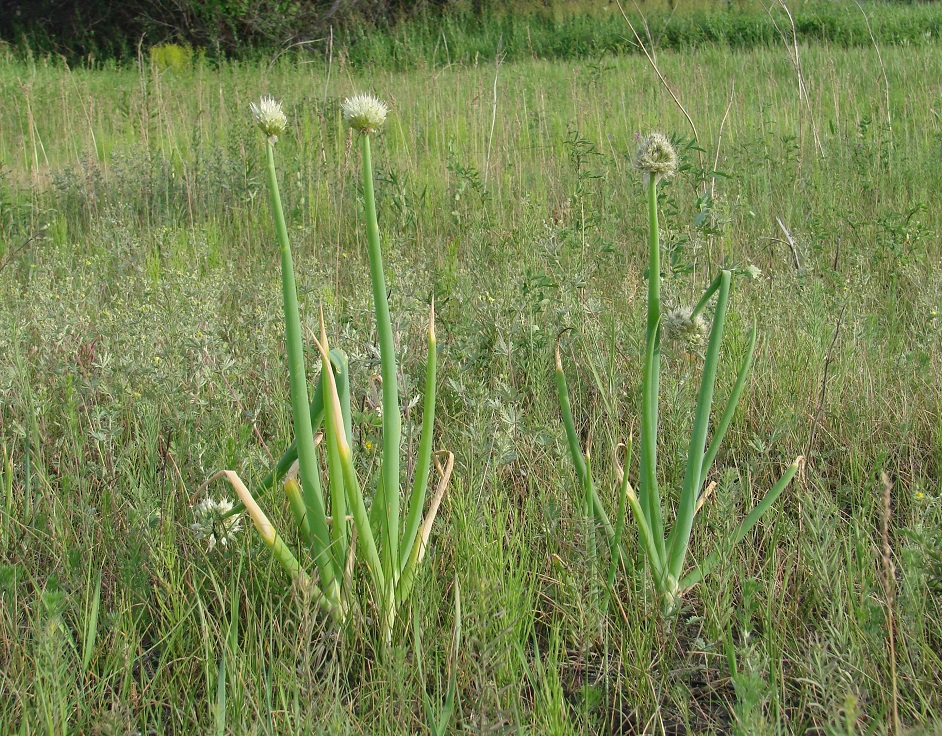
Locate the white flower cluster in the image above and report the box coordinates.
[341,93,388,134]
[190,497,243,550]
[661,306,708,353]
[250,96,288,141]
[633,132,678,183]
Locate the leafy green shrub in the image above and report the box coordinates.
[149,43,193,72]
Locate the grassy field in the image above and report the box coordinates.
[0,31,941,735]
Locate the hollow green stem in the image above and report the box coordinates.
[265,140,339,603]
[689,271,726,321]
[360,133,402,580]
[640,175,666,562]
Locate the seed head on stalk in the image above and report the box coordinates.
[342,93,388,134]
[250,96,288,142]
[633,132,678,184]
[662,306,709,353]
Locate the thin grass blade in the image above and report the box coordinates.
[214,650,226,736]
[81,566,102,672]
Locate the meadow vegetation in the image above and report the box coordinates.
[0,20,941,734]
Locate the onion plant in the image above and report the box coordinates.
[204,95,452,646]
[556,133,803,615]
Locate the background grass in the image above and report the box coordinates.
[4,0,942,63]
[0,24,941,735]
[337,1,942,69]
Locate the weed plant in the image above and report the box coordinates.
[200,94,452,649]
[556,132,801,615]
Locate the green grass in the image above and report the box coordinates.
[338,1,942,69]
[0,34,941,733]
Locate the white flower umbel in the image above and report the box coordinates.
[250,96,288,142]
[341,93,388,134]
[662,306,709,353]
[190,497,243,550]
[633,132,678,184]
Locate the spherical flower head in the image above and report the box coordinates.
[662,306,708,353]
[250,96,287,142]
[342,93,388,134]
[743,263,763,281]
[633,132,678,183]
[190,497,243,551]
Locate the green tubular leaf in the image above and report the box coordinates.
[396,452,453,611]
[666,270,732,582]
[624,487,666,589]
[226,468,338,617]
[333,349,354,449]
[700,321,757,484]
[555,337,588,483]
[284,478,313,549]
[689,271,726,321]
[678,457,802,593]
[400,304,438,572]
[264,141,338,596]
[590,488,619,559]
[612,441,632,554]
[640,175,666,562]
[360,134,402,578]
[315,333,386,599]
[555,338,624,567]
[318,322,348,575]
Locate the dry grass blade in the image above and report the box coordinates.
[415,451,455,565]
[695,481,717,515]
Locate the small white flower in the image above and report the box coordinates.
[661,306,708,353]
[250,96,288,141]
[744,264,763,281]
[341,93,388,134]
[190,497,243,551]
[633,132,678,183]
